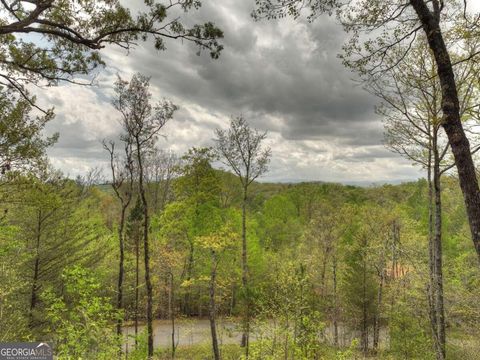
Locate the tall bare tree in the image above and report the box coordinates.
[113,73,177,358]
[145,149,179,214]
[214,116,271,356]
[126,197,144,350]
[103,139,135,344]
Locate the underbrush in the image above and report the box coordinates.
[155,343,243,360]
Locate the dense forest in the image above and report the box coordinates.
[1,0,480,359]
[1,111,479,360]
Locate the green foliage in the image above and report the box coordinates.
[341,223,378,331]
[159,146,225,256]
[335,339,360,360]
[388,304,433,360]
[126,329,150,360]
[0,93,57,174]
[2,148,480,359]
[259,194,302,249]
[156,343,243,359]
[0,224,30,340]
[0,0,223,102]
[253,259,325,360]
[42,266,120,360]
[0,170,115,339]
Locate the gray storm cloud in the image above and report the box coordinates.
[40,0,422,183]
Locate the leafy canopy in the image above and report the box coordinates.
[0,92,57,175]
[0,0,223,104]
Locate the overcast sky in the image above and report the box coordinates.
[38,0,425,184]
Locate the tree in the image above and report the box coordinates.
[341,211,378,355]
[369,36,480,359]
[0,222,30,340]
[158,147,223,320]
[260,194,301,250]
[196,227,236,360]
[0,92,57,175]
[214,116,271,355]
[8,169,110,333]
[113,73,177,358]
[159,147,235,359]
[145,149,179,214]
[174,147,221,315]
[302,201,350,348]
[253,0,480,264]
[304,203,338,296]
[155,200,199,357]
[42,265,119,360]
[0,0,223,107]
[125,198,144,349]
[252,258,323,360]
[103,139,135,342]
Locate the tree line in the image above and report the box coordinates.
[1,1,480,360]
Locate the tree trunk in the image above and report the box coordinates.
[373,268,384,352]
[169,272,176,359]
[184,240,194,316]
[209,251,220,360]
[362,257,368,355]
[432,134,446,360]
[320,245,331,296]
[136,140,154,358]
[332,255,339,347]
[240,187,250,356]
[161,178,171,212]
[390,221,399,298]
[29,210,42,328]
[410,0,480,264]
[116,205,127,340]
[229,282,236,317]
[153,181,160,214]
[427,144,440,355]
[135,232,140,348]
